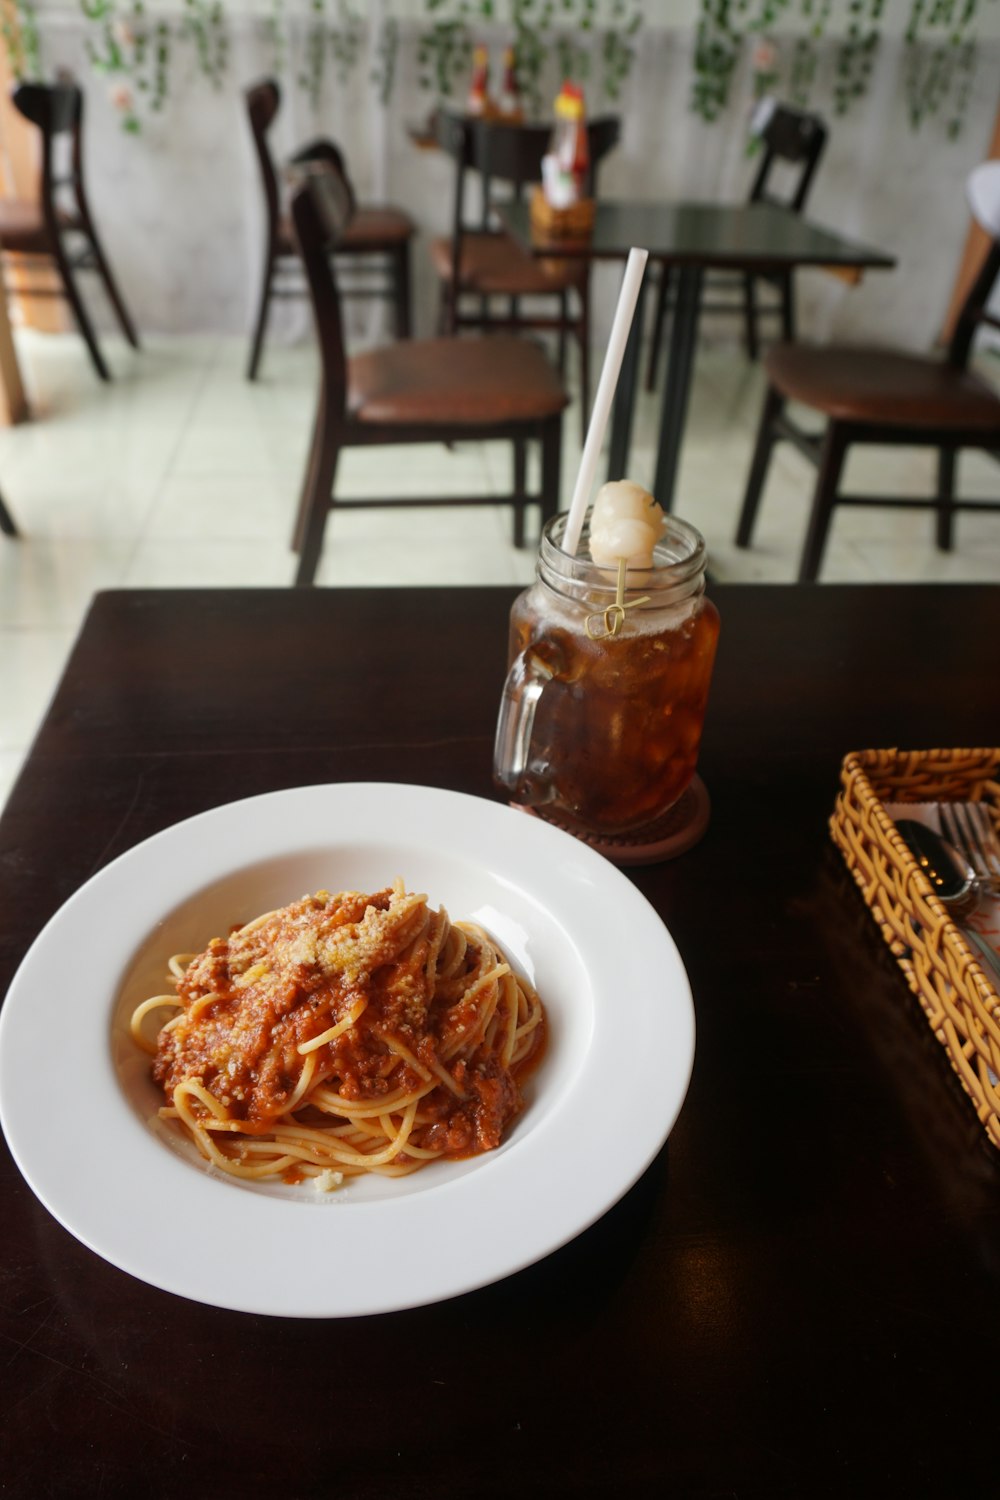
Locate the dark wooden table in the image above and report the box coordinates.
[2,583,999,1498]
[497,199,895,508]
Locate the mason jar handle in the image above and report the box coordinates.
[493,650,554,791]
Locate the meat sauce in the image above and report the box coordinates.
[153,887,544,1159]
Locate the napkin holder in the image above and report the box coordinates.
[830,747,1000,1149]
[530,184,595,239]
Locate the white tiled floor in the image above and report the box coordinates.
[1,326,999,808]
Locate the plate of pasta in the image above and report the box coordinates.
[0,783,694,1317]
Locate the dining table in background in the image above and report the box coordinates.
[2,581,1000,1497]
[497,199,896,509]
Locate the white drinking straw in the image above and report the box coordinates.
[562,246,649,557]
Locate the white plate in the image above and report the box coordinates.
[0,784,694,1317]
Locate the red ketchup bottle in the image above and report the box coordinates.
[467,45,491,116]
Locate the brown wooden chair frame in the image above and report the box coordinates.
[734,236,1000,582]
[434,110,620,441]
[289,162,564,587]
[645,103,827,388]
[3,81,139,381]
[245,78,412,382]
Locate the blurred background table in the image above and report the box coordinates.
[497,200,895,506]
[2,582,999,1497]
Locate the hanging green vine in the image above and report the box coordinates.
[371,11,399,106]
[295,0,361,110]
[415,2,473,100]
[832,0,883,116]
[510,0,553,117]
[413,0,642,112]
[601,0,642,100]
[181,0,226,91]
[79,0,171,133]
[691,0,991,138]
[2,1,990,140]
[1,0,41,79]
[904,0,983,138]
[266,0,287,80]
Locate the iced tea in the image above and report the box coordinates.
[494,513,719,837]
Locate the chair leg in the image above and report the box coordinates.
[735,383,785,547]
[556,291,568,375]
[394,240,412,339]
[936,447,957,552]
[539,413,562,532]
[293,401,340,587]
[247,246,276,381]
[512,437,527,548]
[439,278,458,337]
[50,233,110,380]
[743,274,759,362]
[644,266,671,392]
[780,270,796,343]
[291,405,324,557]
[0,486,18,537]
[798,424,849,583]
[84,223,140,348]
[437,280,451,336]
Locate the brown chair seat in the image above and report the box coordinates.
[0,198,81,253]
[340,206,414,252]
[276,207,414,259]
[765,343,1000,429]
[429,230,582,296]
[348,334,568,426]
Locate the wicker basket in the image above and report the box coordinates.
[530,184,595,239]
[830,747,1000,1147]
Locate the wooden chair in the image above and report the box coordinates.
[733,161,1000,583]
[429,111,620,443]
[0,80,139,381]
[245,78,415,381]
[645,102,826,388]
[288,159,568,587]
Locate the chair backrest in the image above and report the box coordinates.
[246,77,282,232]
[12,80,86,219]
[289,161,355,421]
[289,137,358,218]
[437,110,620,259]
[468,114,620,199]
[948,160,1000,369]
[749,103,827,214]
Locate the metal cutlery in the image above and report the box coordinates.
[894,818,1000,988]
[938,800,1000,893]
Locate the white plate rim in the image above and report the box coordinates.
[0,783,694,1317]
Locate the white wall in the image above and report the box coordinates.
[21,10,1000,352]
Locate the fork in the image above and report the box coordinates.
[939,801,1000,893]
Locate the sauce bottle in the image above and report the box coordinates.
[549,81,589,203]
[497,46,523,122]
[467,45,492,116]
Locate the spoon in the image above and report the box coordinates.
[894,818,1000,986]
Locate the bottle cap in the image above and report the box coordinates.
[555,81,585,119]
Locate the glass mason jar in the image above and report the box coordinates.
[493,511,720,838]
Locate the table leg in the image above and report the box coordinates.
[606,272,648,481]
[652,264,703,512]
[0,281,28,425]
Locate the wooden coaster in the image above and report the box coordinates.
[513,776,710,866]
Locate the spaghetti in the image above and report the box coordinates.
[131,880,545,1186]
